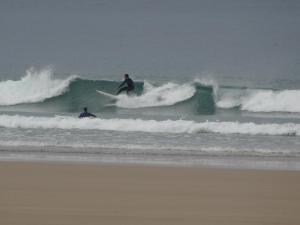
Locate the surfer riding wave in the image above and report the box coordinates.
[117,74,135,95]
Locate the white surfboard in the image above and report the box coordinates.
[96,90,119,100]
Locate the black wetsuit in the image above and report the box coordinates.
[117,78,135,95]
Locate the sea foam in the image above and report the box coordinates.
[217,88,300,113]
[115,81,196,108]
[0,114,299,136]
[0,68,77,105]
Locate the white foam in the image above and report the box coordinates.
[217,99,239,109]
[0,114,299,136]
[0,67,77,105]
[216,89,243,109]
[217,89,300,113]
[115,81,196,108]
[194,77,217,87]
[241,90,300,113]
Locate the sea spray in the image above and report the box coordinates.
[0,68,77,105]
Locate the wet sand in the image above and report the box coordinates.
[1,161,300,225]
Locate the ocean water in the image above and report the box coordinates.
[1,0,300,170]
[0,68,300,170]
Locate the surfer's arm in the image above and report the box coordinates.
[89,113,96,118]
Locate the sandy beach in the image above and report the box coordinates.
[1,162,300,225]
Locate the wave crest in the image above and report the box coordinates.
[217,88,300,113]
[0,68,77,105]
[1,70,300,115]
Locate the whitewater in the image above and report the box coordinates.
[0,68,300,170]
[0,114,299,136]
[0,68,77,105]
[1,69,300,114]
[217,88,300,113]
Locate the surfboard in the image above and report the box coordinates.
[96,90,119,100]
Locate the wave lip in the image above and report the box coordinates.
[115,81,196,108]
[0,114,299,136]
[0,68,77,106]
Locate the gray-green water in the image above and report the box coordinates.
[1,0,300,169]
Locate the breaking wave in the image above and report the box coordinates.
[0,68,77,105]
[0,68,214,114]
[0,114,299,136]
[217,89,300,113]
[1,68,300,114]
[115,82,196,108]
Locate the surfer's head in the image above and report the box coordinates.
[124,74,129,79]
[83,107,87,112]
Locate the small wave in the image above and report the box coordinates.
[217,88,300,113]
[0,67,77,106]
[0,114,299,136]
[241,89,300,113]
[115,81,196,108]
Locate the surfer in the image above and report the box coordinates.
[116,74,135,95]
[78,107,96,118]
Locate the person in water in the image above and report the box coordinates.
[79,107,96,118]
[116,74,135,95]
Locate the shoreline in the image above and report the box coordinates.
[1,161,300,225]
[1,151,300,171]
